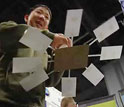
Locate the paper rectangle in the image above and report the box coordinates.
[54,45,89,71]
[13,57,42,73]
[82,64,104,86]
[62,77,76,97]
[88,100,116,107]
[19,27,52,52]
[20,67,49,91]
[93,16,119,42]
[100,46,123,60]
[64,9,83,37]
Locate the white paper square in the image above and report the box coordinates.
[19,27,52,52]
[13,57,42,73]
[62,77,76,97]
[20,66,49,91]
[64,9,83,37]
[82,64,104,86]
[93,16,119,42]
[100,46,123,60]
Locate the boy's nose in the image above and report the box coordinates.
[39,15,45,21]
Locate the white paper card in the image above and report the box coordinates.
[93,16,119,42]
[82,64,104,86]
[100,46,123,60]
[20,66,49,91]
[62,77,76,97]
[64,9,83,37]
[19,27,52,52]
[13,57,42,73]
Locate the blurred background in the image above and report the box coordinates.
[1,0,124,104]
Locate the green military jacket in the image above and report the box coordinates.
[0,21,63,107]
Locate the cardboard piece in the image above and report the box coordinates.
[54,45,89,72]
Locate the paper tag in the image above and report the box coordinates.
[100,46,123,60]
[13,57,42,73]
[64,9,83,37]
[19,27,52,52]
[82,64,104,86]
[93,16,119,42]
[20,66,49,91]
[62,77,76,97]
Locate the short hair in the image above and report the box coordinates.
[25,4,52,20]
[61,97,76,107]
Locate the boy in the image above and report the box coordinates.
[0,4,71,107]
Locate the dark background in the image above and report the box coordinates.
[0,0,124,103]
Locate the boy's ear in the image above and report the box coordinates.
[24,14,29,22]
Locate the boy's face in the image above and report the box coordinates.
[25,6,50,30]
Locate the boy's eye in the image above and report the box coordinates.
[37,11,41,14]
[45,16,49,19]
